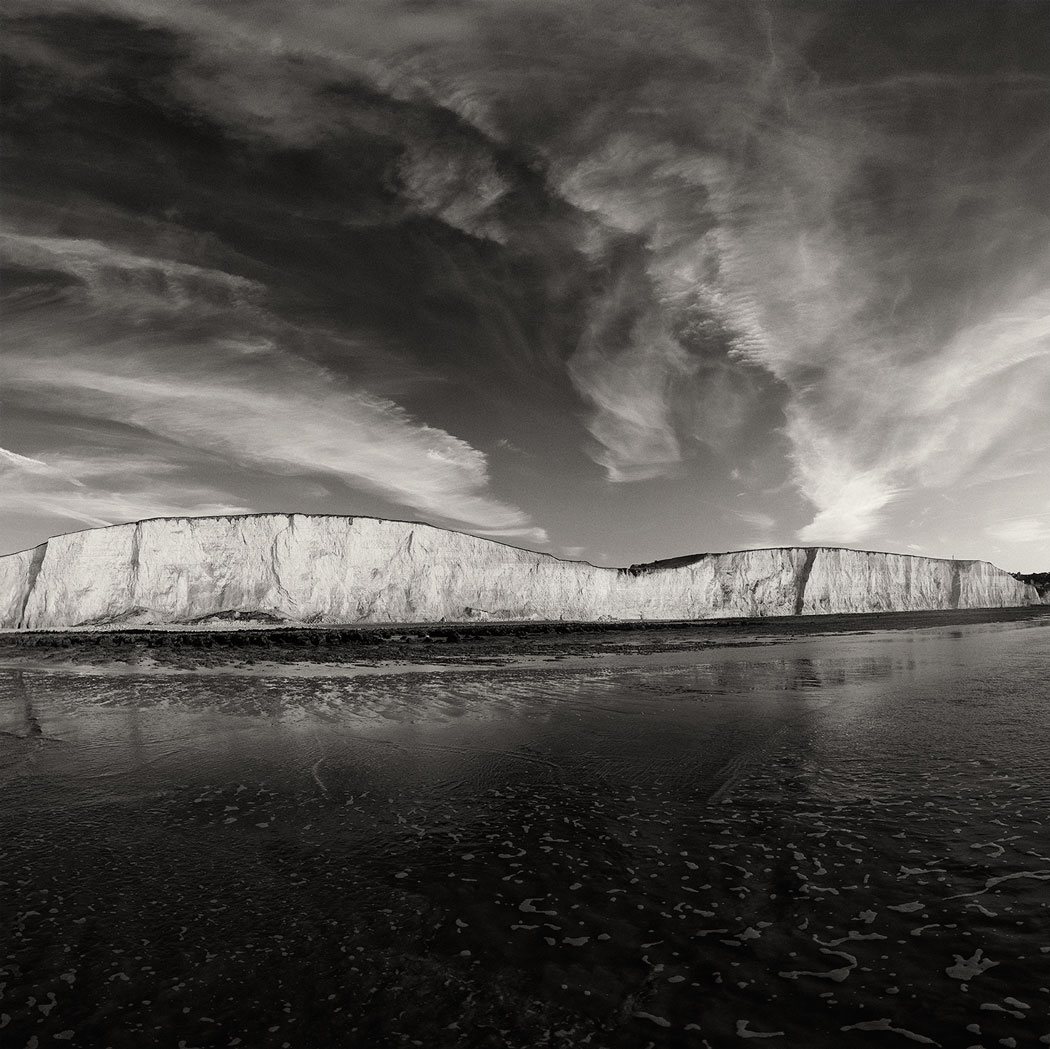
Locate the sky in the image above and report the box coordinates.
[1,0,1048,571]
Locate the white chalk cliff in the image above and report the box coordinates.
[0,514,1038,629]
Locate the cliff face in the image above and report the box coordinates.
[0,514,1038,629]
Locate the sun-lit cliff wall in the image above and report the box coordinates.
[0,514,1038,629]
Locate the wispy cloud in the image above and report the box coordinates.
[733,510,775,533]
[376,1,1049,543]
[1,232,547,542]
[567,286,687,482]
[0,446,253,537]
[987,517,1050,545]
[790,286,1050,541]
[3,0,1048,566]
[1,230,261,310]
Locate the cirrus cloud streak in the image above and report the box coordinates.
[1,231,547,544]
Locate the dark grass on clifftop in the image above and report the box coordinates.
[1,605,1048,671]
[1013,571,1050,598]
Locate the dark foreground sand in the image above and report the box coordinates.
[2,604,1047,673]
[3,607,1050,1048]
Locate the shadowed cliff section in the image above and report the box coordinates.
[623,553,707,576]
[1012,571,1050,600]
[0,514,1039,629]
[794,548,818,616]
[18,542,47,627]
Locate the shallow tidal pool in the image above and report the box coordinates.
[2,620,1049,1048]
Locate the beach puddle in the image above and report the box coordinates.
[1,621,1048,1047]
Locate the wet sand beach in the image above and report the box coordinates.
[2,608,1049,1047]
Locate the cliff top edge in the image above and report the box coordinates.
[0,512,1009,574]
